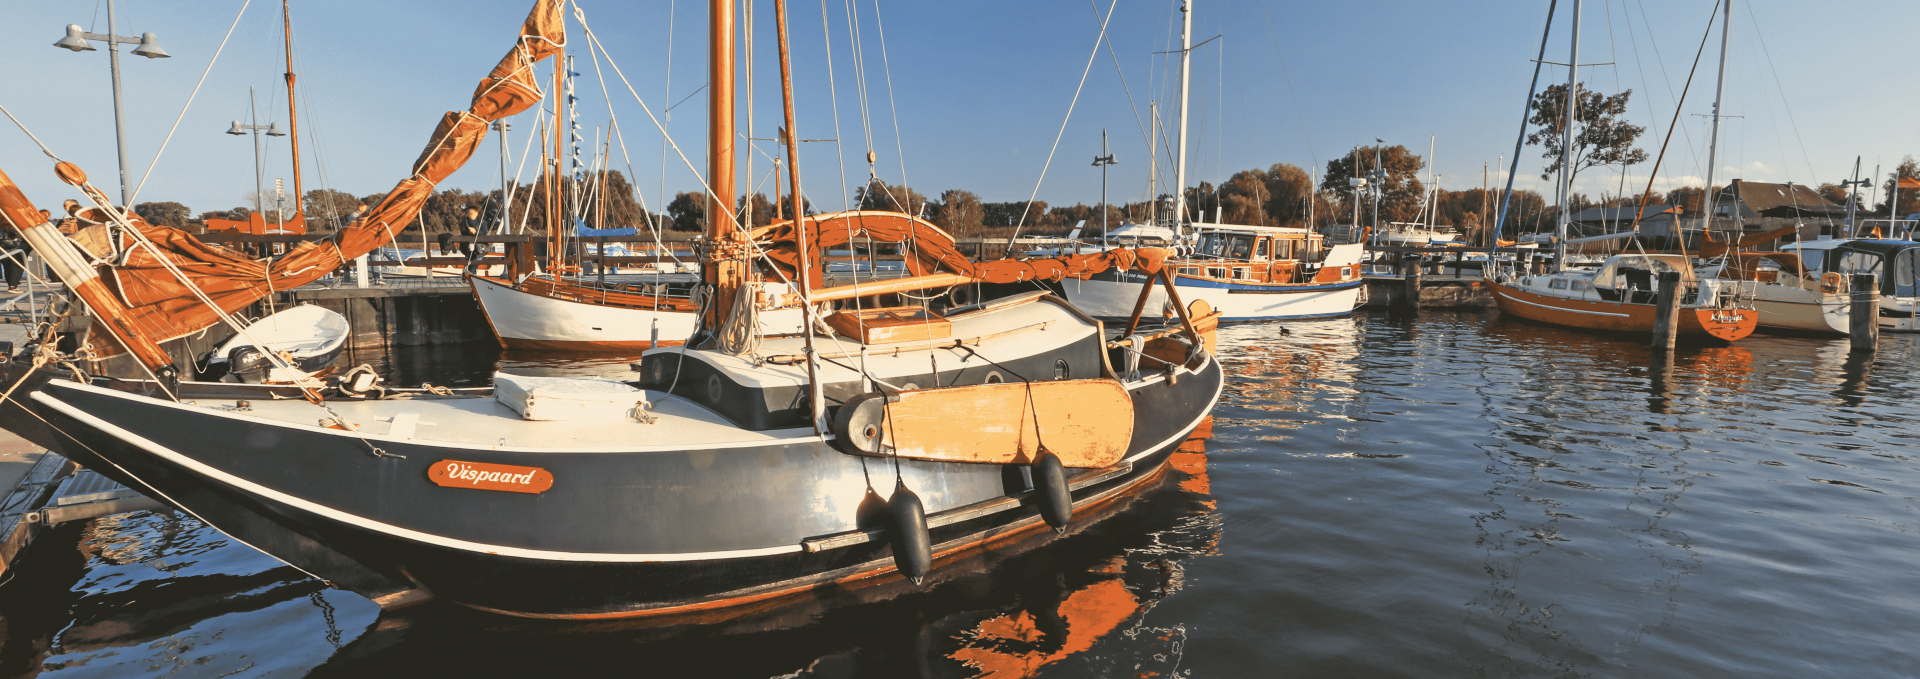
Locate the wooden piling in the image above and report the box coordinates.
[1402,255,1423,310]
[1652,270,1681,352]
[1850,272,1879,352]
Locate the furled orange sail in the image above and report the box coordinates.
[96,0,564,348]
[748,211,1168,289]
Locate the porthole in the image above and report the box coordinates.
[706,374,725,403]
[900,383,921,391]
[984,371,1005,385]
[1053,359,1070,380]
[648,358,667,384]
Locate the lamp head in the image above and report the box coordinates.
[130,32,170,59]
[226,121,247,136]
[265,123,286,137]
[54,25,95,52]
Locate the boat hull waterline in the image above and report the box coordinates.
[28,358,1222,619]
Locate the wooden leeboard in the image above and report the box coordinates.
[873,379,1133,468]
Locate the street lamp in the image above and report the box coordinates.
[1841,158,1871,238]
[227,87,286,221]
[52,0,170,209]
[1090,129,1118,250]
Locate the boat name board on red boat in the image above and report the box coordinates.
[430,460,553,494]
[1711,311,1748,324]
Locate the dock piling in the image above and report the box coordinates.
[1401,255,1423,310]
[1850,273,1879,352]
[1652,270,1681,352]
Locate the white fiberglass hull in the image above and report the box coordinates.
[1061,273,1362,322]
[471,276,804,351]
[1748,284,1851,335]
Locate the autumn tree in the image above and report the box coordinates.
[1526,83,1648,188]
[133,201,192,229]
[930,189,984,236]
[665,191,705,232]
[1319,144,1426,224]
[301,189,363,232]
[855,179,927,215]
[1876,156,1920,217]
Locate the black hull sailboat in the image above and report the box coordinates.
[28,293,1222,618]
[0,0,1226,621]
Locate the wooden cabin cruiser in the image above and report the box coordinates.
[1062,223,1365,321]
[1489,253,1757,342]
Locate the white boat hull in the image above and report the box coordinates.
[471,276,804,351]
[1061,273,1362,321]
[1748,284,1851,335]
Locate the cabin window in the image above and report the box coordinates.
[1179,266,1203,276]
[1232,267,1252,280]
[1833,250,1883,277]
[1254,238,1270,260]
[1896,250,1919,297]
[1571,280,1594,292]
[1274,239,1294,260]
[1549,278,1570,290]
[1054,359,1070,380]
[1198,233,1255,259]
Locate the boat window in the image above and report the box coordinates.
[1198,233,1255,259]
[1550,278,1570,290]
[1254,238,1269,260]
[1896,250,1919,297]
[1274,239,1294,260]
[1571,280,1594,292]
[1833,250,1883,277]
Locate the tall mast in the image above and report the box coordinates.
[548,34,566,273]
[704,0,741,330]
[1554,0,1581,272]
[1147,102,1158,223]
[1700,0,1732,242]
[1171,1,1193,229]
[282,0,303,224]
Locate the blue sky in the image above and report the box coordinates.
[2,0,1915,220]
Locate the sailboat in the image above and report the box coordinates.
[1057,0,1366,323]
[1486,0,1757,342]
[2,0,1223,620]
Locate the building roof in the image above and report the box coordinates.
[1569,205,1681,224]
[1719,179,1845,214]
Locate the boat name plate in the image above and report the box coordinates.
[429,460,553,494]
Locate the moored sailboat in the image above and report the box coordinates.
[2,0,1224,621]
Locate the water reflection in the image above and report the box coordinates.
[0,412,1221,678]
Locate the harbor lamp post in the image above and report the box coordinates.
[1841,157,1870,238]
[1091,129,1118,246]
[226,87,287,220]
[52,0,171,209]
[1349,177,1367,241]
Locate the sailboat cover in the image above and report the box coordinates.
[97,0,564,348]
[747,211,1170,289]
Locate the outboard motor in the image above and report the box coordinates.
[227,346,271,384]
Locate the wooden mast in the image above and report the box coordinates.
[773,0,822,430]
[705,0,740,330]
[281,0,303,226]
[548,34,566,274]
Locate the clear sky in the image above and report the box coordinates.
[2,0,1915,220]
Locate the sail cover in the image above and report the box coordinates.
[97,0,564,346]
[748,211,1167,290]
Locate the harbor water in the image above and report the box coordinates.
[1,308,1917,677]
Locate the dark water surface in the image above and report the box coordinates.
[3,309,1918,677]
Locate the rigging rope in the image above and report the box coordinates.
[1005,0,1120,247]
[129,0,253,206]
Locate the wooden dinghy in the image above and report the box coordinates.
[833,379,1134,469]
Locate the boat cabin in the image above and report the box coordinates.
[1819,240,1920,298]
[1180,224,1333,284]
[1510,253,1706,305]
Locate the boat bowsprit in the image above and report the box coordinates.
[27,292,1223,618]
